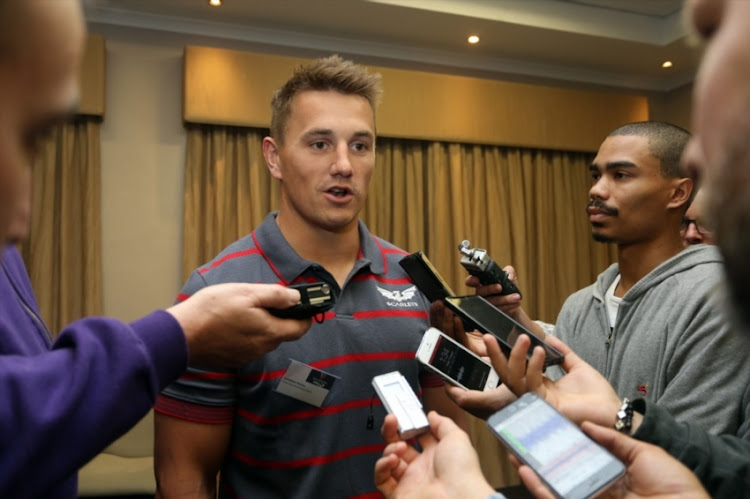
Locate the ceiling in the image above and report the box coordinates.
[84,0,702,92]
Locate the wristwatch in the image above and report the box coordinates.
[615,397,633,433]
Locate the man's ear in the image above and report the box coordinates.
[667,177,693,210]
[263,137,283,180]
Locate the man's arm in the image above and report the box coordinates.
[632,398,750,497]
[154,413,232,498]
[653,286,750,435]
[0,282,309,497]
[0,312,187,498]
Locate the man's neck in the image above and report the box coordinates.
[276,212,361,287]
[614,234,684,297]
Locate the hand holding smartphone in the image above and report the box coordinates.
[416,327,500,391]
[488,393,625,499]
[443,295,563,368]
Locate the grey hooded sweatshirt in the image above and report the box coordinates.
[552,244,750,435]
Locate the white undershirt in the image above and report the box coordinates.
[604,274,622,330]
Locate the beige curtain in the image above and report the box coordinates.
[183,128,616,488]
[182,125,279,281]
[19,118,103,336]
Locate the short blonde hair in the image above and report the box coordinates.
[270,55,382,143]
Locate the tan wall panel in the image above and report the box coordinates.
[648,83,693,131]
[184,46,649,152]
[184,46,307,128]
[376,68,649,151]
[79,34,106,117]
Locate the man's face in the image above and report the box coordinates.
[587,135,676,245]
[683,0,750,326]
[681,189,715,247]
[263,90,375,234]
[0,0,83,244]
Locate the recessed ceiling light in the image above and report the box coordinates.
[467,35,480,44]
[662,60,673,68]
[209,0,222,6]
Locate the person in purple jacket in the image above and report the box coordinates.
[0,1,312,497]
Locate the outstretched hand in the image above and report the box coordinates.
[485,334,624,428]
[167,283,311,367]
[515,422,709,499]
[375,412,495,498]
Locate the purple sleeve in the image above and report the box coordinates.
[0,310,187,497]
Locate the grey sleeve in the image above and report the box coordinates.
[633,398,750,497]
[652,290,750,435]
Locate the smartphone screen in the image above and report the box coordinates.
[444,295,563,367]
[488,393,625,499]
[428,334,493,390]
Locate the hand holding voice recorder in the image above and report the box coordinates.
[269,282,335,320]
[416,327,500,391]
[458,240,522,297]
[372,371,429,440]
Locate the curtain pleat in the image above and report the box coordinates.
[19,118,103,336]
[182,125,279,280]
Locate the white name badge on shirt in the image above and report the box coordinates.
[275,359,339,407]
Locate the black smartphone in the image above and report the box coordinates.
[443,295,563,368]
[487,393,625,499]
[399,251,456,302]
[269,282,335,320]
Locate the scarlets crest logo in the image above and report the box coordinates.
[377,286,419,307]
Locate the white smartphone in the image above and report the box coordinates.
[487,392,625,499]
[416,327,500,391]
[372,371,429,440]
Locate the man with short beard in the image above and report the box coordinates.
[544,121,750,435]
[446,122,750,434]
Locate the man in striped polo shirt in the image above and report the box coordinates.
[153,55,466,498]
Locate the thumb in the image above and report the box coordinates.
[544,336,584,373]
[233,283,301,309]
[581,421,634,462]
[427,411,461,441]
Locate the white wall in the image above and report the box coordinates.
[96,26,187,321]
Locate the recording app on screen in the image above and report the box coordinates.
[430,335,491,389]
[488,394,624,499]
